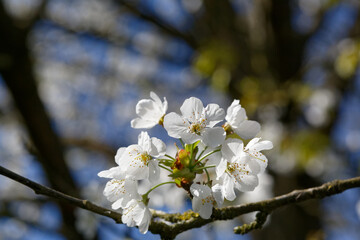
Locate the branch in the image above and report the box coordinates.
[233,211,268,234]
[0,164,171,235]
[0,165,123,223]
[1,164,360,239]
[62,137,116,159]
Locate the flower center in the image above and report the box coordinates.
[227,163,236,173]
[201,195,215,205]
[140,152,151,165]
[188,119,206,135]
[227,162,249,175]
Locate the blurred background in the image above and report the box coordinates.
[0,0,360,239]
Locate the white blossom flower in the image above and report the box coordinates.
[225,100,260,139]
[164,97,226,147]
[215,139,260,201]
[116,131,166,181]
[98,167,140,209]
[244,138,273,174]
[122,199,152,234]
[131,91,168,129]
[190,183,219,219]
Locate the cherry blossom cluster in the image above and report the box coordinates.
[98,92,273,234]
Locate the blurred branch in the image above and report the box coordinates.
[1,164,360,239]
[0,202,60,236]
[62,138,116,159]
[117,0,197,48]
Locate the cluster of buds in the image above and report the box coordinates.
[98,92,273,233]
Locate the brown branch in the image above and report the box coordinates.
[62,138,116,159]
[0,164,170,235]
[0,165,123,223]
[1,164,360,239]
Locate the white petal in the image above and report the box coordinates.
[201,127,226,147]
[122,200,138,227]
[223,175,236,201]
[133,203,146,224]
[163,112,188,138]
[221,138,244,160]
[247,158,261,174]
[120,145,141,165]
[199,202,213,219]
[131,118,157,129]
[150,91,162,106]
[234,173,259,192]
[225,100,240,120]
[122,145,149,180]
[206,150,222,168]
[138,132,151,152]
[115,147,126,166]
[150,92,168,114]
[212,184,224,207]
[225,100,246,126]
[103,179,123,202]
[180,131,202,144]
[192,196,202,213]
[190,183,211,197]
[124,180,141,199]
[252,140,273,151]
[250,153,268,174]
[234,120,261,139]
[216,158,227,179]
[138,206,152,234]
[135,99,163,121]
[245,138,260,150]
[180,97,204,122]
[205,104,225,127]
[126,164,149,180]
[148,161,160,182]
[162,98,168,113]
[149,137,166,157]
[98,167,124,179]
[111,199,124,210]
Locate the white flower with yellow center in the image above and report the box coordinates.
[98,167,140,209]
[190,183,219,219]
[116,131,166,181]
[122,199,152,234]
[215,139,260,202]
[131,92,168,129]
[225,100,260,139]
[163,97,226,147]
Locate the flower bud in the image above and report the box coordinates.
[178,149,190,167]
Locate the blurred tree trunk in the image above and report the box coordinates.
[0,3,86,240]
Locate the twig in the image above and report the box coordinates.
[118,0,197,48]
[1,164,360,239]
[0,165,123,223]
